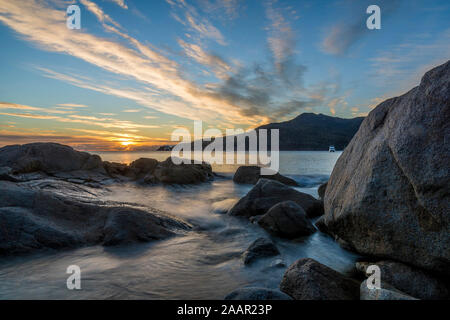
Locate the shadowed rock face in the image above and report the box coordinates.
[233,166,298,186]
[242,237,280,265]
[146,157,214,184]
[0,181,190,255]
[0,143,104,174]
[258,201,316,239]
[323,61,450,274]
[229,179,324,218]
[280,258,359,300]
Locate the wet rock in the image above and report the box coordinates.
[102,207,181,246]
[249,215,263,224]
[242,237,280,265]
[145,157,214,184]
[280,258,359,300]
[356,260,449,300]
[270,259,287,268]
[318,182,327,199]
[258,201,316,239]
[129,158,158,177]
[225,287,292,300]
[323,61,450,274]
[360,280,418,300]
[229,179,323,218]
[0,181,190,255]
[0,143,103,174]
[233,166,298,186]
[0,166,20,182]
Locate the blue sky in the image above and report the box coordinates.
[0,0,449,150]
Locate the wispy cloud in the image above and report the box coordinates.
[108,0,128,10]
[166,0,227,45]
[321,0,400,55]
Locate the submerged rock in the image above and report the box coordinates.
[233,166,298,186]
[360,280,418,300]
[280,258,359,300]
[323,61,450,274]
[225,287,292,300]
[356,260,449,300]
[258,201,316,239]
[229,179,323,218]
[242,237,280,265]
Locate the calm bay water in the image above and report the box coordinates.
[0,151,360,299]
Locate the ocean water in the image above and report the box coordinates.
[0,151,360,299]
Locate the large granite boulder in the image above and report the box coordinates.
[0,181,190,255]
[229,179,323,218]
[145,157,214,184]
[0,143,103,174]
[233,166,298,186]
[258,201,316,239]
[242,237,280,265]
[323,61,450,274]
[280,258,360,300]
[356,260,449,300]
[225,287,292,300]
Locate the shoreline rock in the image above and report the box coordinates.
[280,258,360,300]
[323,61,450,275]
[225,287,292,300]
[242,237,280,265]
[258,201,316,239]
[229,179,324,218]
[233,166,298,186]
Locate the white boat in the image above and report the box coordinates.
[329,145,336,152]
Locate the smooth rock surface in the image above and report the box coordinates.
[0,143,104,174]
[0,181,190,255]
[280,258,359,300]
[146,157,214,184]
[323,61,450,274]
[229,179,323,218]
[258,201,316,239]
[233,166,298,186]
[242,237,280,265]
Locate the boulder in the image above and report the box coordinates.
[233,166,298,186]
[360,280,418,300]
[229,179,323,218]
[356,260,449,300]
[258,201,316,239]
[280,258,359,300]
[102,207,181,246]
[242,238,280,265]
[129,158,158,176]
[145,157,214,184]
[323,61,450,274]
[0,143,103,174]
[225,287,292,300]
[318,182,327,199]
[0,181,190,255]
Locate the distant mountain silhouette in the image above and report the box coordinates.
[181,113,364,152]
[256,113,364,151]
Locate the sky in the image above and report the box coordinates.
[0,0,449,151]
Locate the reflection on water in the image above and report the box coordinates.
[0,151,360,300]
